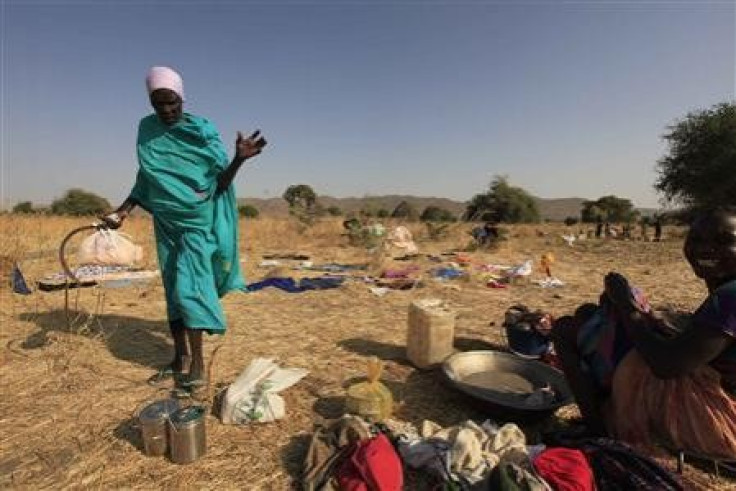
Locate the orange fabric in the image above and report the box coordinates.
[609,351,736,459]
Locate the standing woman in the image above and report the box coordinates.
[103,66,266,391]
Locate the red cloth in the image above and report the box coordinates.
[533,447,595,491]
[336,433,403,491]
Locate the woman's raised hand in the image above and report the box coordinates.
[235,130,267,162]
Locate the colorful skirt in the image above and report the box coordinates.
[609,351,736,459]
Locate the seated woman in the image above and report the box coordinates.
[552,208,736,459]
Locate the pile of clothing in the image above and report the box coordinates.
[302,416,684,490]
[303,416,403,491]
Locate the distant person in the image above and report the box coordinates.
[640,220,649,242]
[483,221,500,245]
[622,223,632,240]
[551,208,736,457]
[654,219,663,242]
[595,218,603,238]
[471,225,487,245]
[101,66,267,393]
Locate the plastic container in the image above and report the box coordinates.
[167,405,207,464]
[406,298,456,369]
[345,357,393,422]
[137,399,180,457]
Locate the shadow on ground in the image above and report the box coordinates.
[454,336,508,353]
[18,309,171,369]
[280,433,313,487]
[337,338,411,366]
[313,396,346,420]
[338,336,509,366]
[113,418,145,454]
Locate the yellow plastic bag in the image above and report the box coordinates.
[345,357,393,422]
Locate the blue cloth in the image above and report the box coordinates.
[247,276,345,293]
[432,267,465,280]
[12,263,32,295]
[247,277,302,293]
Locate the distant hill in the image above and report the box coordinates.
[239,195,657,221]
[532,198,586,222]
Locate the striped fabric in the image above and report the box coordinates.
[610,351,736,460]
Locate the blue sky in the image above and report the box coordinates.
[2,1,734,209]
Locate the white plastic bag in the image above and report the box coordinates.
[386,226,419,254]
[221,358,308,424]
[77,230,143,266]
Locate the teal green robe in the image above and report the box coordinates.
[130,113,246,333]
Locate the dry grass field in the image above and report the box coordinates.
[0,214,732,489]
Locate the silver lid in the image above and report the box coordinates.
[170,405,206,425]
[138,399,180,422]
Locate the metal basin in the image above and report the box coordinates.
[442,350,573,423]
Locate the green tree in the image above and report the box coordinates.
[12,201,34,214]
[564,216,579,226]
[376,208,390,218]
[655,102,736,210]
[581,195,638,223]
[420,206,456,222]
[464,176,540,223]
[283,184,319,229]
[282,184,317,210]
[391,200,418,220]
[50,189,111,216]
[580,204,604,223]
[238,204,259,218]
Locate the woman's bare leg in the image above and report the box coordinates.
[169,319,190,372]
[186,328,205,381]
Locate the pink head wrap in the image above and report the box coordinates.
[145,66,184,100]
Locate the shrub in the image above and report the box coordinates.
[326,206,342,216]
[464,176,540,223]
[238,204,259,218]
[50,189,111,216]
[12,201,34,214]
[420,206,456,222]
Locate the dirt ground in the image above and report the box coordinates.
[0,215,732,489]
